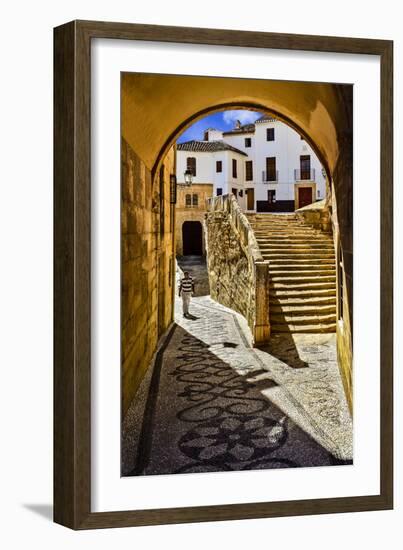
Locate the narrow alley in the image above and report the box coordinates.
[122,257,352,476]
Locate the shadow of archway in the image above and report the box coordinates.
[125,323,350,477]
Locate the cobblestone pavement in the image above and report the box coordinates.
[122,267,353,476]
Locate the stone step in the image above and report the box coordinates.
[263,249,335,255]
[270,312,336,325]
[250,218,320,222]
[251,222,304,225]
[256,234,332,241]
[270,271,336,284]
[248,215,337,334]
[254,226,326,230]
[269,265,335,272]
[257,232,331,238]
[270,304,336,315]
[269,279,336,292]
[260,242,334,249]
[262,253,335,260]
[250,217,310,222]
[249,219,301,223]
[270,322,337,334]
[257,234,332,240]
[254,226,327,231]
[270,288,336,299]
[252,219,318,223]
[246,218,301,223]
[260,243,335,249]
[249,217,299,221]
[258,243,335,251]
[255,234,333,242]
[251,223,302,226]
[270,295,336,307]
[268,258,335,266]
[271,271,336,279]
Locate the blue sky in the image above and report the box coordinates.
[177,109,264,143]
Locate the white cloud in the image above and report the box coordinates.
[222,110,261,126]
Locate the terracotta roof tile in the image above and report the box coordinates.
[255,114,277,123]
[222,123,256,135]
[177,140,248,156]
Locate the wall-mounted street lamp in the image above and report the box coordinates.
[183,169,194,187]
[170,169,193,205]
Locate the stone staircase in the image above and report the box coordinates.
[246,213,336,333]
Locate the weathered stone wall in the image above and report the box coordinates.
[205,210,254,325]
[295,199,332,232]
[331,175,353,413]
[121,139,175,415]
[205,195,270,344]
[175,183,214,255]
[331,87,353,412]
[336,249,353,412]
[296,184,353,412]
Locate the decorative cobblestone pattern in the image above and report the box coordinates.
[122,290,352,476]
[121,139,176,414]
[205,194,270,344]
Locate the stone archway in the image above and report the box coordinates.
[121,73,353,411]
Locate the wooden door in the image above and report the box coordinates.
[247,188,254,210]
[298,187,313,208]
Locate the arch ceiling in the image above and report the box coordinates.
[121,73,352,178]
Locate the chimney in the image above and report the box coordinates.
[235,120,242,129]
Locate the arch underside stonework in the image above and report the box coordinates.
[121,72,353,410]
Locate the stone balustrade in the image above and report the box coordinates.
[205,194,270,345]
[295,198,332,233]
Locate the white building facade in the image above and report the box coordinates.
[176,115,327,212]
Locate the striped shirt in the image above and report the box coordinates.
[179,276,194,293]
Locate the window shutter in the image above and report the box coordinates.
[187,157,196,176]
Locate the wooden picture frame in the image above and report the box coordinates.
[54,20,393,529]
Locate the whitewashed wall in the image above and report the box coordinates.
[177,148,247,209]
[224,120,327,205]
[177,119,327,211]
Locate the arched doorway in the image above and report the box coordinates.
[121,73,353,409]
[182,221,202,255]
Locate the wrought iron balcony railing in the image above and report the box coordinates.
[262,170,279,183]
[294,168,316,181]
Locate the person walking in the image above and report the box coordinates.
[178,271,195,317]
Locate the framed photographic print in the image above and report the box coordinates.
[54,20,393,529]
